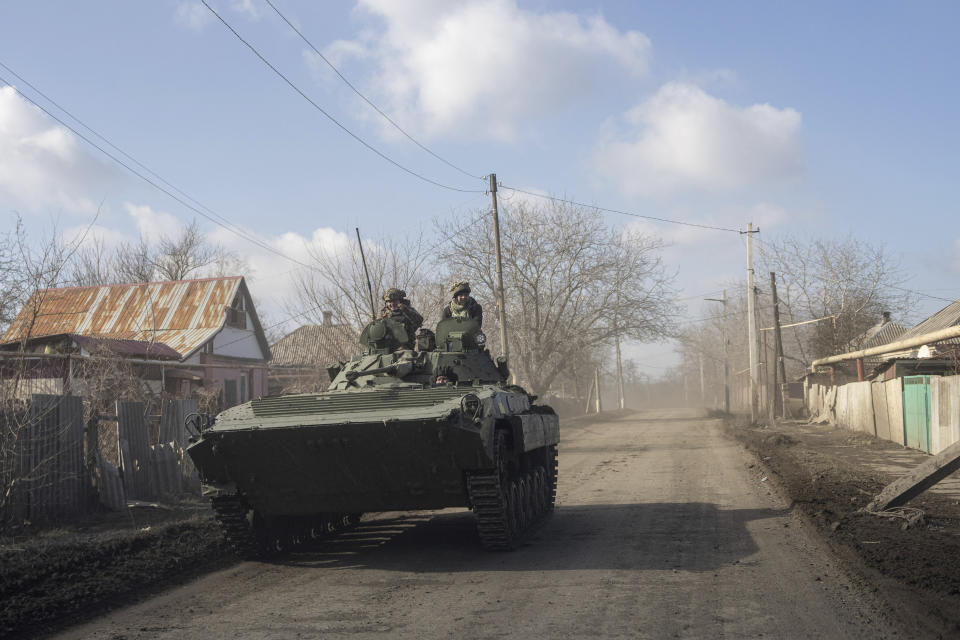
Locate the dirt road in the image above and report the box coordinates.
[53,409,902,639]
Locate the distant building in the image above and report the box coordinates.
[0,276,270,408]
[268,311,358,394]
[853,311,908,378]
[873,300,960,380]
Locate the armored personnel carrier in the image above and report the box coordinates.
[187,316,559,556]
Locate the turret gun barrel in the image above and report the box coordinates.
[344,360,414,382]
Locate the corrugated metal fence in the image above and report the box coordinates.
[2,394,200,526]
[2,394,86,525]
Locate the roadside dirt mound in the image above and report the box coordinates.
[0,500,233,638]
[729,419,960,637]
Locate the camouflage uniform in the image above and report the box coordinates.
[441,280,483,326]
[380,288,423,346]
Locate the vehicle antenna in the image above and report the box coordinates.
[356,227,377,321]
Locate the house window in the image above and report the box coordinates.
[226,296,247,329]
[240,374,247,403]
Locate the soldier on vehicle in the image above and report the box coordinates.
[441,281,483,327]
[380,287,423,346]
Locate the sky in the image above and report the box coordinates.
[2,0,959,375]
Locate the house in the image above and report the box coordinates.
[873,299,960,381]
[853,311,908,378]
[0,276,270,408]
[804,312,909,385]
[268,311,358,394]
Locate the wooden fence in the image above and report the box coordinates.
[807,375,960,454]
[2,394,200,526]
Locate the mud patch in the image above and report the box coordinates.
[0,499,233,638]
[729,419,960,637]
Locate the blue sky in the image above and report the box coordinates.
[2,1,959,373]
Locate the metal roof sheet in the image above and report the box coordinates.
[860,321,908,350]
[269,324,359,367]
[1,276,244,359]
[899,299,960,341]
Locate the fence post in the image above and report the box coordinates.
[85,412,99,508]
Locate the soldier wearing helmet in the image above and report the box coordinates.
[441,281,483,326]
[380,287,423,346]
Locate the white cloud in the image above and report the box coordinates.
[0,86,117,215]
[207,224,353,326]
[593,82,803,196]
[174,2,212,31]
[620,200,799,307]
[63,222,129,249]
[332,0,651,140]
[124,203,183,238]
[230,0,260,20]
[175,0,259,32]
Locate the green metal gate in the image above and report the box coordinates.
[902,375,932,453]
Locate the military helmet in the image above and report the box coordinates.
[383,287,406,302]
[449,280,471,297]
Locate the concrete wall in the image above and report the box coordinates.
[805,375,960,454]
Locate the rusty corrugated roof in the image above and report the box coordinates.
[1,276,245,359]
[269,324,359,367]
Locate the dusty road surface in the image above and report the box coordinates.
[53,409,903,639]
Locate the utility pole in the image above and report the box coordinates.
[489,173,509,363]
[706,291,730,413]
[614,294,625,410]
[763,327,773,424]
[698,352,705,406]
[770,272,788,419]
[594,367,602,413]
[721,290,729,414]
[744,223,760,423]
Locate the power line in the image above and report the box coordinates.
[0,60,253,244]
[0,70,319,273]
[887,284,957,304]
[498,185,741,233]
[201,0,484,195]
[262,0,483,183]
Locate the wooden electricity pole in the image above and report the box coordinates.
[705,291,730,413]
[770,272,788,419]
[489,174,509,363]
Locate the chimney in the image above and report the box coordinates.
[322,310,333,327]
[881,311,891,325]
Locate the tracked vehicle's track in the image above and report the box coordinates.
[467,431,557,550]
[211,495,360,559]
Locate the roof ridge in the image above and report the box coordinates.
[35,275,243,294]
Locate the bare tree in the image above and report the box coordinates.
[289,230,443,333]
[112,219,244,284]
[437,199,677,396]
[154,220,220,281]
[759,235,916,364]
[68,235,115,286]
[0,217,84,525]
[0,223,29,333]
[113,236,155,283]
